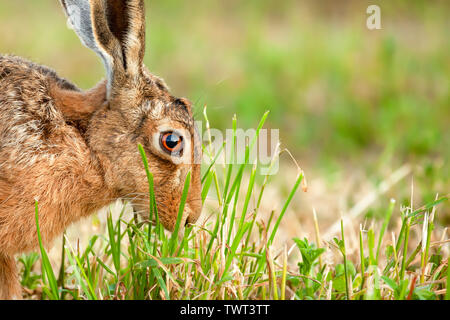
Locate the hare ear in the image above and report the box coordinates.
[60,0,146,96]
[105,0,146,77]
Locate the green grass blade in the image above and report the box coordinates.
[106,211,121,275]
[376,199,395,264]
[359,226,366,292]
[201,170,214,203]
[400,216,411,281]
[64,246,97,300]
[169,171,191,255]
[138,144,159,243]
[34,201,59,300]
[268,173,303,246]
[446,259,450,300]
[201,142,225,184]
[340,219,351,300]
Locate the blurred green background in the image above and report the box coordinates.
[0,0,448,215]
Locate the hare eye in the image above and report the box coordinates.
[160,132,184,156]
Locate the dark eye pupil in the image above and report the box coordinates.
[166,134,180,148]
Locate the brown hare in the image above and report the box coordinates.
[0,0,202,299]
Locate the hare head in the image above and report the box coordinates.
[61,0,202,231]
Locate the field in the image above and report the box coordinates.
[0,0,448,300]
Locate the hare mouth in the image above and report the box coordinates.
[130,204,190,233]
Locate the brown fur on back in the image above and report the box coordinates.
[0,55,113,255]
